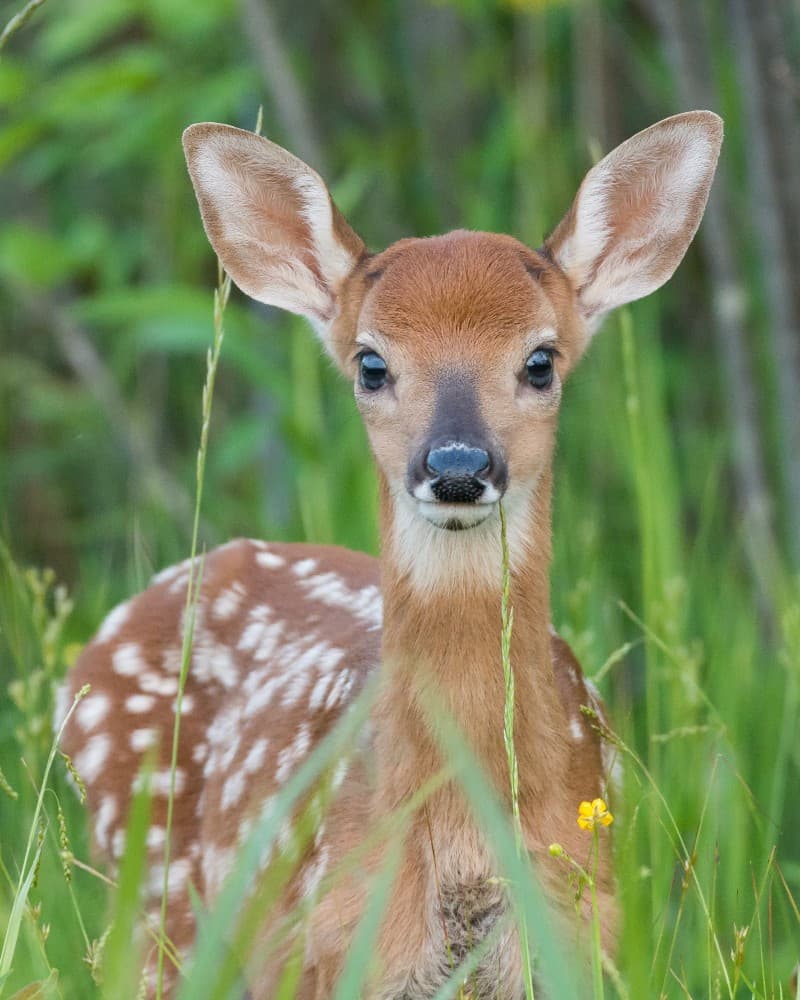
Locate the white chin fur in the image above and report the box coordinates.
[416,501,496,531]
[389,486,535,595]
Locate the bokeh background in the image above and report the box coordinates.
[1,0,799,996]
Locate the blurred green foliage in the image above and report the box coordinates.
[1,0,799,996]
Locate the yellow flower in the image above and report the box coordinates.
[577,798,614,831]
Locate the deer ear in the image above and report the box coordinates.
[545,111,723,330]
[182,123,366,344]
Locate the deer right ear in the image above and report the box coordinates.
[545,111,723,332]
[182,124,366,345]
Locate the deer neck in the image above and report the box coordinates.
[373,471,568,811]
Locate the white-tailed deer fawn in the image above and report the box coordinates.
[59,111,722,997]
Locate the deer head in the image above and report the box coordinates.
[183,113,722,592]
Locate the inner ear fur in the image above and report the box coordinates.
[182,123,366,344]
[545,110,723,327]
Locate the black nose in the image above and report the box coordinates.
[425,445,490,503]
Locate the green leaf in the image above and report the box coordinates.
[6,969,59,999]
[331,837,404,999]
[0,838,44,984]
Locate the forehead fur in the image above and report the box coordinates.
[333,229,581,363]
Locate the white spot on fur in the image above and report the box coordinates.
[139,672,179,697]
[96,600,131,643]
[243,737,269,774]
[243,676,282,719]
[319,645,346,673]
[276,817,300,861]
[203,752,218,779]
[172,694,194,714]
[191,633,239,688]
[134,768,187,797]
[156,768,186,796]
[222,769,246,811]
[309,672,333,710]
[238,604,285,662]
[111,828,126,859]
[331,758,349,791]
[212,582,247,621]
[243,665,269,696]
[95,795,117,850]
[206,703,242,750]
[131,728,160,752]
[75,732,111,783]
[202,844,235,898]
[276,640,342,708]
[126,693,156,714]
[112,643,145,677]
[220,734,242,771]
[292,557,317,578]
[76,692,111,732]
[146,826,166,851]
[237,815,254,845]
[324,669,353,711]
[275,723,311,784]
[169,571,192,595]
[281,673,308,709]
[299,574,382,629]
[301,845,330,899]
[151,558,191,586]
[252,621,286,663]
[569,718,585,741]
[147,858,190,898]
[192,742,208,764]
[255,550,285,570]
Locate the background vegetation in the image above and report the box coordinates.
[0,0,798,996]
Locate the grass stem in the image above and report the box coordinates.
[499,503,535,999]
[155,264,230,998]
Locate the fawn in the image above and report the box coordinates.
[59,110,722,997]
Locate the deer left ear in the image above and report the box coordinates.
[545,111,723,331]
[182,123,367,348]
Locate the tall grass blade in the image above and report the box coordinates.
[0,685,88,983]
[155,261,230,998]
[103,760,155,1000]
[331,836,404,999]
[499,503,535,999]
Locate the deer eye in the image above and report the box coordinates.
[359,351,388,391]
[525,348,554,390]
